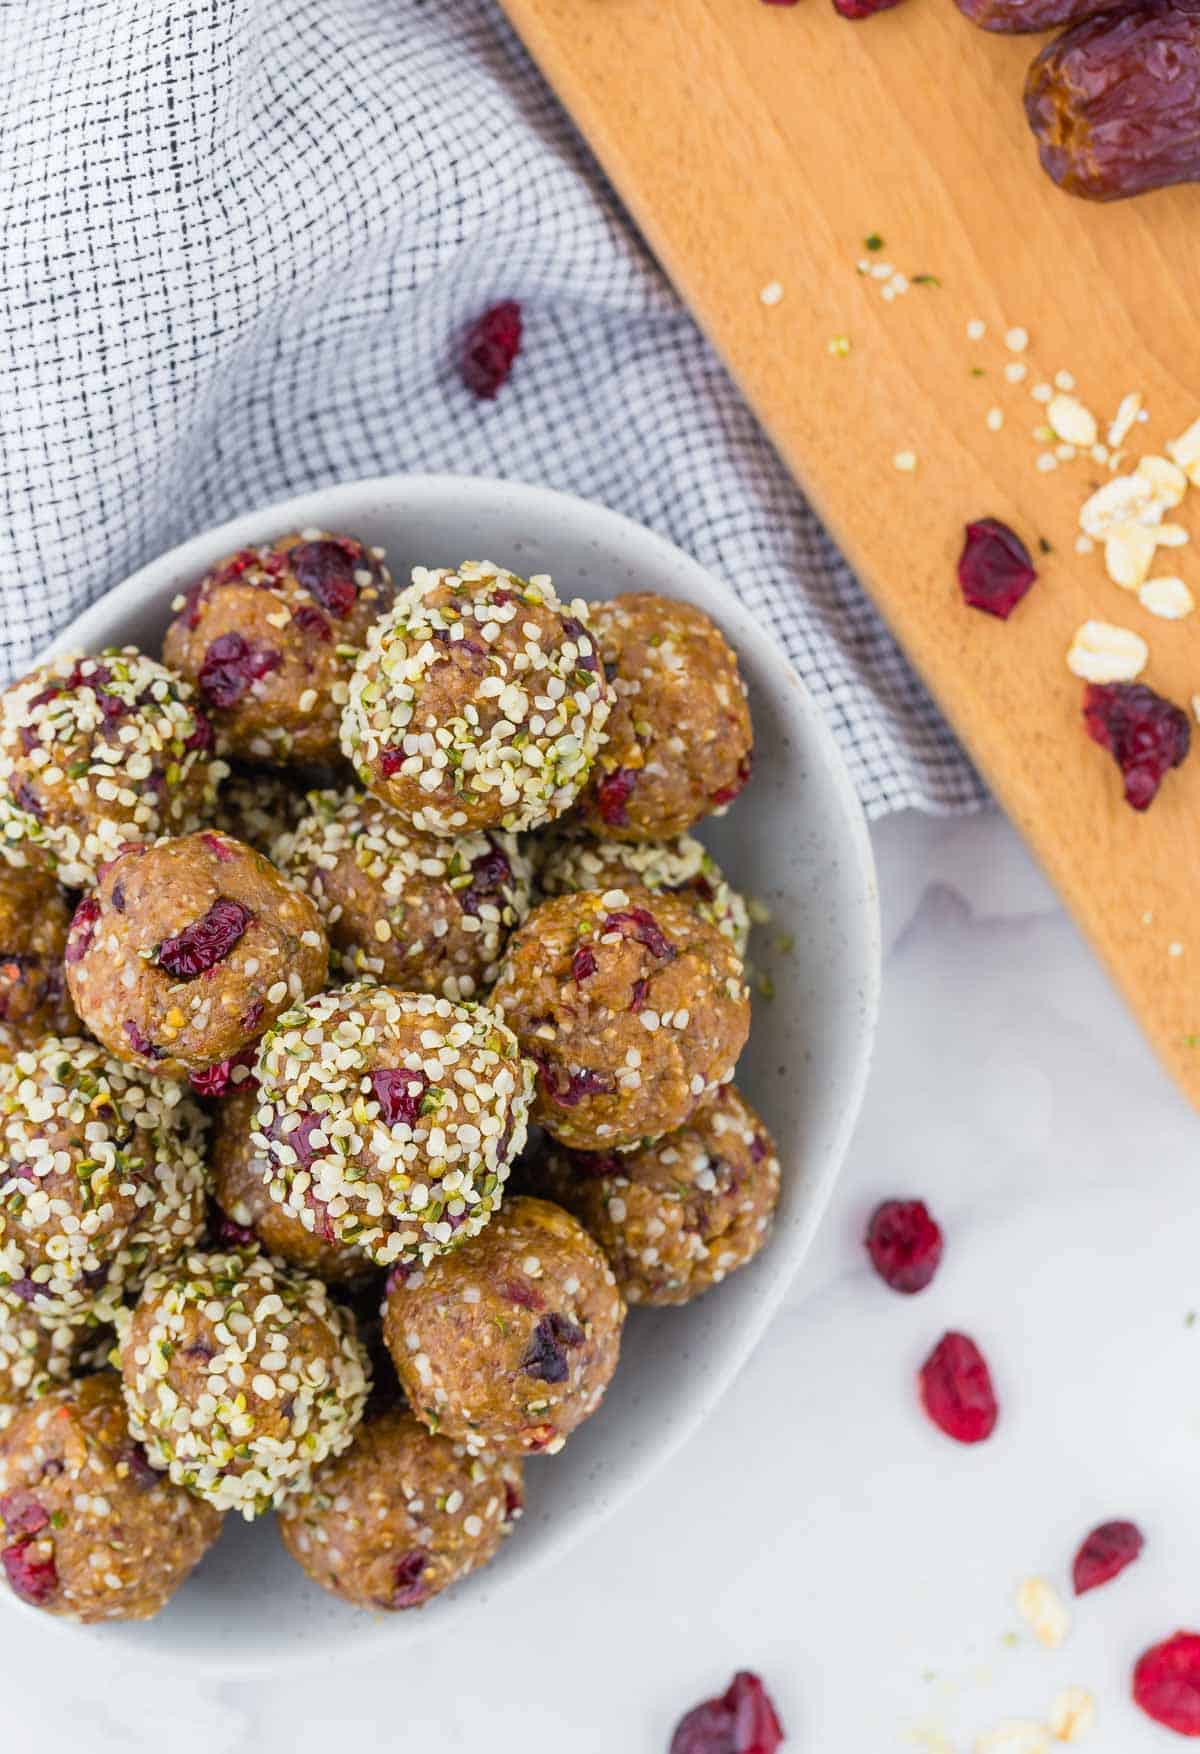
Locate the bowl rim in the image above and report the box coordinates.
[28,472,881,1675]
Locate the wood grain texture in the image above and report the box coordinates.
[501,0,1200,1107]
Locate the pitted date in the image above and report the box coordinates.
[956,0,1120,35]
[1026,0,1200,200]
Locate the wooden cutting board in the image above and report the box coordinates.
[501,0,1200,1108]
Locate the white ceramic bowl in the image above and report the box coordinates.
[24,475,880,1673]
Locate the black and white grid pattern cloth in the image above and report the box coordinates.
[0,0,985,818]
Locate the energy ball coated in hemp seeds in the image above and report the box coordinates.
[529,1084,780,1306]
[383,1195,624,1456]
[0,1037,207,1325]
[163,531,396,768]
[211,1086,376,1286]
[65,830,329,1079]
[118,1249,370,1519]
[274,785,532,999]
[536,830,750,958]
[278,1405,522,1611]
[0,864,79,1053]
[578,594,753,841]
[0,1373,222,1621]
[0,649,222,888]
[253,984,533,1268]
[339,561,611,836]
[491,887,750,1151]
[0,1307,93,1431]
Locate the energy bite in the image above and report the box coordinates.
[65,829,328,1079]
[491,888,750,1150]
[578,594,753,841]
[537,830,750,957]
[253,984,532,1267]
[0,649,221,887]
[0,1373,222,1622]
[0,864,79,1053]
[531,1084,780,1305]
[211,1086,375,1285]
[340,561,611,835]
[118,1249,370,1518]
[163,531,395,767]
[278,1406,522,1611]
[383,1195,623,1456]
[0,1037,207,1324]
[275,785,531,999]
[212,764,311,857]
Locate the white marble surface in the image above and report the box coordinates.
[5,807,1195,1752]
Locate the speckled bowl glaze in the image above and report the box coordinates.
[24,475,880,1673]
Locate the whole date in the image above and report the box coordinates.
[1025,0,1200,199]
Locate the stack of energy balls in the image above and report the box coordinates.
[0,533,779,1625]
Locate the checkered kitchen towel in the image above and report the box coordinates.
[0,0,985,818]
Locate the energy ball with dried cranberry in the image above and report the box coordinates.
[212,1086,376,1286]
[0,1373,222,1621]
[0,1036,207,1324]
[253,984,532,1268]
[65,829,328,1079]
[212,764,311,857]
[163,531,395,768]
[383,1195,623,1457]
[118,1248,370,1518]
[0,864,79,1053]
[340,561,611,836]
[275,786,532,999]
[531,1085,780,1305]
[578,595,752,841]
[537,830,750,958]
[0,649,221,888]
[492,887,750,1151]
[278,1406,522,1611]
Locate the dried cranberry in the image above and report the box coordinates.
[291,602,332,643]
[562,616,598,671]
[865,1199,944,1294]
[1083,681,1190,811]
[594,766,637,827]
[521,1311,585,1383]
[305,1186,338,1243]
[176,577,206,629]
[502,1278,546,1311]
[156,898,252,977]
[957,519,1037,619]
[211,1201,257,1250]
[670,1671,784,1754]
[241,998,265,1034]
[602,906,676,961]
[12,780,43,820]
[0,1496,48,1539]
[291,539,360,619]
[371,1067,431,1128]
[110,880,126,913]
[274,1110,325,1171]
[189,1047,256,1098]
[460,842,513,915]
[503,1479,523,1522]
[461,300,523,400]
[124,1444,161,1490]
[630,975,649,1012]
[197,633,282,707]
[123,1018,164,1060]
[711,752,753,808]
[532,1054,614,1108]
[1134,1632,1200,1737]
[571,944,598,982]
[750,1134,769,1163]
[2,1542,57,1606]
[378,747,406,778]
[201,832,236,863]
[832,0,906,15]
[185,710,215,753]
[390,1550,429,1609]
[919,1332,998,1444]
[5,1276,38,1304]
[1073,1519,1144,1595]
[65,896,100,964]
